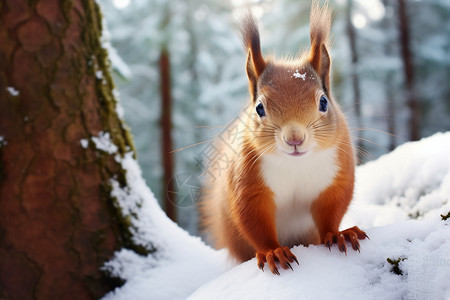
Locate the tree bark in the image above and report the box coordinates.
[397,0,420,141]
[0,0,140,298]
[159,48,176,221]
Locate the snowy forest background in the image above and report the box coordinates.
[100,0,450,235]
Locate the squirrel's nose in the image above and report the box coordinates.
[284,136,304,146]
[282,123,306,147]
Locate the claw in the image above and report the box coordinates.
[325,226,366,254]
[258,262,265,270]
[256,246,298,274]
[350,235,360,252]
[285,262,293,271]
[271,266,280,275]
[355,239,361,253]
[354,242,360,253]
[282,247,299,267]
[325,240,332,251]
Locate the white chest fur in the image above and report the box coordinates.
[261,147,339,246]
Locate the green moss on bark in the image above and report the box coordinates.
[80,0,152,256]
[81,0,135,154]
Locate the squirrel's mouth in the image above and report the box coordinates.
[286,145,308,157]
[288,150,307,157]
[276,137,312,157]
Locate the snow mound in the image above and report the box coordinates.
[102,153,230,300]
[343,131,450,228]
[103,132,450,300]
[191,217,449,300]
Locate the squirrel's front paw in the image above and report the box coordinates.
[256,246,299,275]
[324,226,369,254]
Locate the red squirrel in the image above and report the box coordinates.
[200,2,368,275]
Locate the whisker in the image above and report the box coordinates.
[195,124,226,128]
[307,114,327,129]
[355,137,389,152]
[171,138,217,153]
[249,144,276,170]
[352,126,405,140]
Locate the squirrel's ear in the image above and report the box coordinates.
[309,44,331,94]
[245,49,265,102]
[308,2,332,94]
[241,13,266,102]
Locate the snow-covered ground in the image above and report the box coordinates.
[103,132,450,300]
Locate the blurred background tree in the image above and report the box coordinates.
[100,0,450,235]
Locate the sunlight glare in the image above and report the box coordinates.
[357,0,385,21]
[113,0,131,9]
[352,13,367,28]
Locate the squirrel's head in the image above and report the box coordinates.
[241,3,343,158]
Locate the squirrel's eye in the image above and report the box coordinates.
[256,102,266,117]
[319,95,328,112]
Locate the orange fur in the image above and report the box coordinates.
[200,2,367,275]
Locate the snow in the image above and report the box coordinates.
[97,0,132,80]
[6,86,19,96]
[102,132,450,300]
[292,70,306,81]
[342,131,450,228]
[108,46,132,79]
[92,131,118,154]
[96,70,104,79]
[80,139,89,148]
[80,132,119,153]
[112,89,125,119]
[192,217,449,300]
[103,152,230,300]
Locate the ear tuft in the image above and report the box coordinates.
[309,1,332,93]
[241,12,266,101]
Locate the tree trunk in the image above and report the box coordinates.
[0,0,141,298]
[386,72,397,151]
[397,0,420,141]
[346,0,364,162]
[382,0,397,151]
[159,48,176,221]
